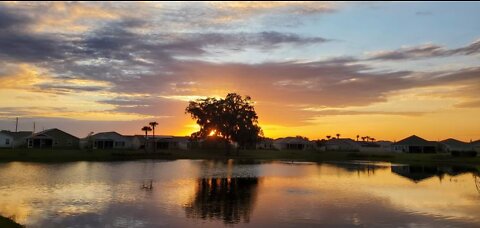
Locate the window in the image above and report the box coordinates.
[5,138,10,145]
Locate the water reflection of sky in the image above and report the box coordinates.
[0,160,479,227]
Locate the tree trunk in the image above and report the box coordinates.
[224,140,230,156]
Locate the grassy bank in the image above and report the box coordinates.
[1,148,480,166]
[0,216,23,228]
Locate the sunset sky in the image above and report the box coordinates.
[0,2,479,141]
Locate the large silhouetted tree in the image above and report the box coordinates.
[185,93,262,153]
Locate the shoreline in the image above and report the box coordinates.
[0,148,479,167]
[0,216,23,228]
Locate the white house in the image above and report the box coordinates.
[0,130,32,148]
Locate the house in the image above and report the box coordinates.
[256,138,274,150]
[26,128,79,149]
[0,130,32,148]
[155,136,190,150]
[127,135,146,150]
[376,141,393,152]
[85,132,135,150]
[323,138,360,152]
[143,136,190,151]
[471,140,480,155]
[355,140,393,152]
[391,135,440,153]
[441,138,475,155]
[273,137,314,150]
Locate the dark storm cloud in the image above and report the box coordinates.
[0,6,30,30]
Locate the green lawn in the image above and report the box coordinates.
[1,148,479,166]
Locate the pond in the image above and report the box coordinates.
[0,160,479,227]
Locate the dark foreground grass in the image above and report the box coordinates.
[0,216,23,228]
[0,148,479,166]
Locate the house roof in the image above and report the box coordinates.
[471,140,480,146]
[274,137,311,144]
[92,131,124,138]
[0,130,33,140]
[258,137,274,142]
[28,128,79,139]
[376,140,393,146]
[393,135,436,146]
[325,138,359,147]
[441,138,469,147]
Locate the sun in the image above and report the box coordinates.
[208,129,217,137]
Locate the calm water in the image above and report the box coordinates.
[0,160,479,227]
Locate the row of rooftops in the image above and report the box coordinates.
[1,129,479,147]
[0,129,188,140]
[394,135,480,147]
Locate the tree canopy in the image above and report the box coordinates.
[185,93,262,149]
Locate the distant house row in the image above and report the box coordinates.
[0,129,189,150]
[259,135,480,155]
[1,129,479,155]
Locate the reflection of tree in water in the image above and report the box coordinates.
[184,177,259,224]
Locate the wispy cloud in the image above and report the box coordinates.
[367,39,480,61]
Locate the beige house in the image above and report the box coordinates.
[273,137,314,150]
[26,128,79,149]
[323,138,360,152]
[392,135,439,153]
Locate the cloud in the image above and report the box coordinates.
[455,100,480,108]
[301,109,427,117]
[368,39,480,61]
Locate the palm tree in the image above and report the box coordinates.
[371,138,375,142]
[361,136,366,141]
[141,126,152,152]
[356,135,359,141]
[336,133,340,139]
[141,126,152,138]
[326,135,331,140]
[149,121,159,152]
